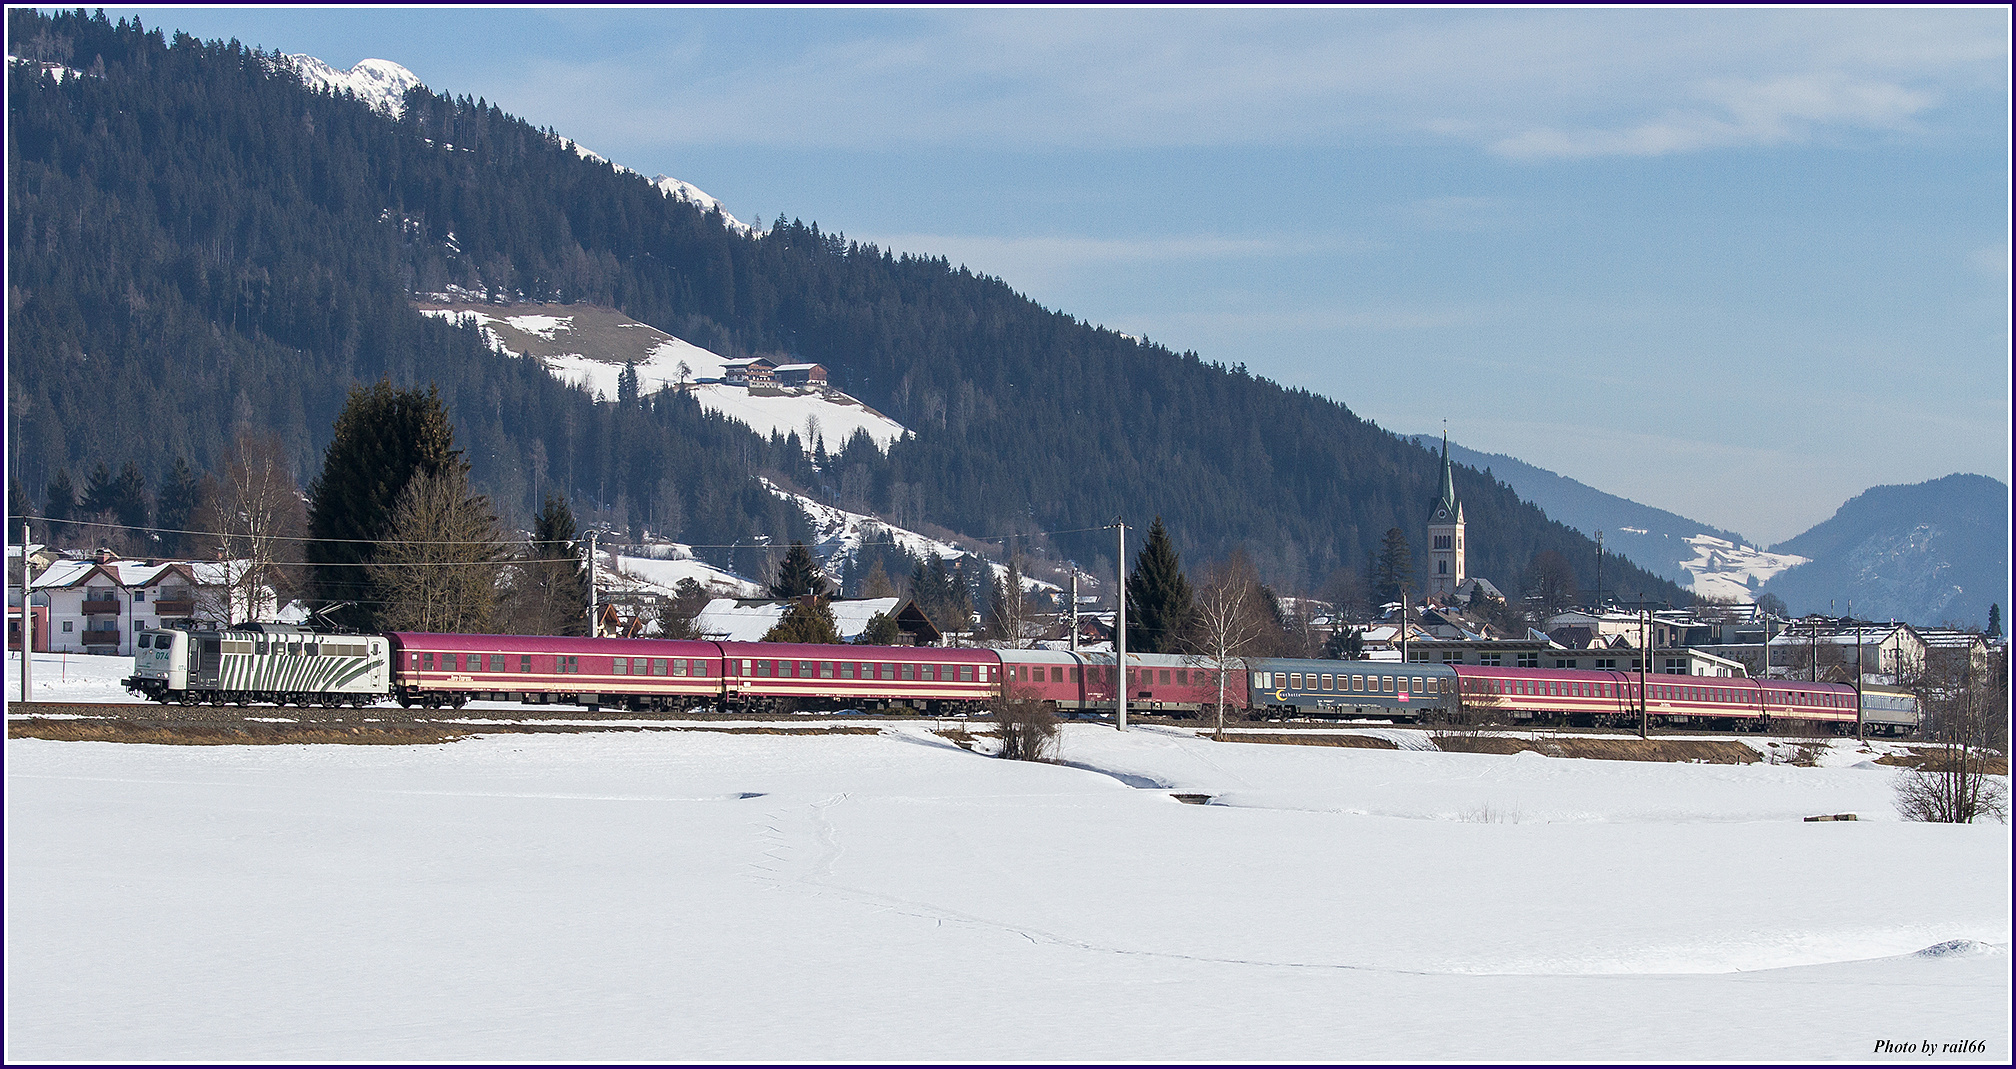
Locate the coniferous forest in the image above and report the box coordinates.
[6,8,1688,607]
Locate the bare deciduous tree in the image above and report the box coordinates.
[193,434,305,624]
[985,556,1041,649]
[1185,551,1273,739]
[1895,641,2010,824]
[369,469,504,633]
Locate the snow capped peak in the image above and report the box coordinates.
[282,55,423,117]
[548,137,751,235]
[650,175,751,234]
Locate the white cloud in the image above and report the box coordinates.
[504,9,2006,160]
[1494,73,1939,159]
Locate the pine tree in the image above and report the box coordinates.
[858,611,900,646]
[1126,517,1193,654]
[42,469,76,546]
[80,462,117,517]
[770,540,826,598]
[518,494,589,635]
[1989,604,2002,640]
[1374,527,1415,605]
[154,457,202,558]
[617,361,641,407]
[109,462,150,533]
[764,596,842,644]
[306,382,463,629]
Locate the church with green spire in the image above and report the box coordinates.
[1427,431,1466,597]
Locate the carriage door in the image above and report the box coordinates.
[192,635,223,688]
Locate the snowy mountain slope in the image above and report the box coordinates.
[762,480,1060,594]
[1409,435,1805,600]
[551,136,751,234]
[279,55,423,117]
[1676,536,1810,603]
[417,302,909,454]
[599,544,765,604]
[279,54,747,232]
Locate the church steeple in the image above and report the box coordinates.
[1427,428,1465,596]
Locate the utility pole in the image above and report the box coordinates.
[1594,529,1603,612]
[1399,591,1409,666]
[586,529,599,637]
[1112,519,1128,732]
[19,523,32,703]
[1850,599,1864,742]
[1068,568,1079,654]
[1638,596,1649,739]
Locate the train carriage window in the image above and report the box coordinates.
[1385,676,1396,693]
[1071,667,1081,682]
[614,657,630,675]
[840,662,855,679]
[1176,670,1188,685]
[488,654,502,672]
[960,665,974,682]
[1319,674,1333,691]
[900,663,914,681]
[820,661,835,679]
[756,660,772,677]
[520,655,532,673]
[422,652,434,671]
[1289,673,1302,689]
[670,659,684,676]
[1158,670,1170,685]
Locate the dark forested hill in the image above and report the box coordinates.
[1761,474,2007,628]
[6,8,1686,606]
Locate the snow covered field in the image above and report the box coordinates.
[5,656,2010,1061]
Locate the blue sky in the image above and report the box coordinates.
[94,7,2010,545]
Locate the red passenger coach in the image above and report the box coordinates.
[388,632,723,710]
[1450,664,1864,731]
[718,642,998,714]
[996,649,1242,717]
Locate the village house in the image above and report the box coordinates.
[769,363,828,388]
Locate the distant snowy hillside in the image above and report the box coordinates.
[551,136,751,234]
[1761,474,2008,627]
[417,302,908,454]
[1410,435,1799,602]
[280,55,423,117]
[763,480,1059,595]
[1676,536,1809,603]
[281,54,745,232]
[597,544,765,606]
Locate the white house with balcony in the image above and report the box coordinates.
[26,550,293,655]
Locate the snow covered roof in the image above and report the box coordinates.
[771,363,824,373]
[693,597,909,643]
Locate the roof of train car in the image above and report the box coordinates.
[995,649,1247,669]
[1445,663,1856,691]
[1251,658,1455,674]
[716,641,998,663]
[385,632,721,655]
